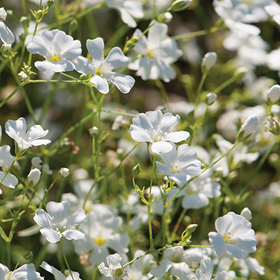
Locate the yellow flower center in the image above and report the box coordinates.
[95,235,106,246]
[147,49,153,58]
[112,268,123,278]
[95,68,102,76]
[224,233,234,244]
[49,54,61,62]
[170,165,180,173]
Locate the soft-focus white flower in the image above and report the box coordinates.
[27,168,41,185]
[106,0,144,28]
[150,246,196,279]
[206,92,217,105]
[40,261,82,280]
[129,22,183,82]
[59,167,70,177]
[0,263,43,280]
[130,109,189,154]
[265,2,280,25]
[177,169,221,209]
[27,29,82,75]
[98,253,131,280]
[5,117,51,150]
[0,145,18,193]
[74,205,130,265]
[267,84,280,104]
[75,38,134,94]
[238,115,258,141]
[34,201,86,243]
[32,157,42,168]
[156,142,201,183]
[208,212,257,259]
[0,7,15,45]
[201,52,217,72]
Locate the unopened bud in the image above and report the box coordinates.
[60,168,70,177]
[18,71,28,81]
[206,92,217,105]
[89,126,98,136]
[268,85,280,104]
[238,115,258,142]
[240,207,252,220]
[171,0,192,12]
[132,163,141,177]
[27,168,41,185]
[201,52,217,73]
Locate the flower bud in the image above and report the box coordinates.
[28,168,41,185]
[171,0,192,12]
[268,85,280,104]
[89,126,98,136]
[18,71,28,81]
[201,52,217,73]
[238,115,258,142]
[206,92,217,105]
[60,168,70,177]
[240,207,252,221]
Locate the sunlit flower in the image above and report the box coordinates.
[74,205,130,265]
[0,263,43,280]
[40,261,82,280]
[5,117,51,150]
[156,142,201,183]
[150,246,196,279]
[130,109,189,154]
[27,168,41,185]
[27,29,82,75]
[34,201,86,243]
[75,37,134,94]
[106,0,144,28]
[0,145,18,194]
[98,253,131,280]
[129,22,183,82]
[0,7,15,45]
[208,212,257,259]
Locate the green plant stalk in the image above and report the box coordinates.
[171,27,218,41]
[213,75,237,94]
[169,208,187,243]
[59,240,75,280]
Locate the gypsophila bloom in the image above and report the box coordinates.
[27,29,82,75]
[75,37,134,94]
[5,117,51,151]
[267,85,280,104]
[201,52,217,72]
[156,142,201,183]
[98,253,131,280]
[129,22,183,82]
[34,201,86,243]
[0,145,18,193]
[0,7,15,45]
[106,0,144,28]
[237,115,259,141]
[208,211,257,259]
[40,261,82,280]
[0,263,43,280]
[130,110,189,154]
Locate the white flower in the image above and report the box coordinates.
[206,92,217,105]
[130,110,189,154]
[208,212,257,259]
[106,0,144,28]
[0,7,15,45]
[98,253,131,280]
[177,169,221,209]
[240,207,252,221]
[237,115,258,141]
[27,168,41,185]
[75,38,134,94]
[156,142,201,183]
[129,22,183,82]
[267,85,280,104]
[265,2,280,25]
[74,205,130,265]
[0,263,43,280]
[40,261,82,280]
[150,247,196,279]
[5,117,51,150]
[0,145,18,193]
[201,52,217,72]
[34,201,86,243]
[59,167,70,177]
[27,29,82,75]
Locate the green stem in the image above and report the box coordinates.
[171,27,218,41]
[213,75,237,94]
[59,241,75,280]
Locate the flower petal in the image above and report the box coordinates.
[67,208,86,227]
[90,74,109,94]
[105,47,131,70]
[40,228,61,243]
[46,201,70,222]
[63,229,85,240]
[208,232,226,258]
[0,22,15,44]
[34,209,53,228]
[0,172,18,189]
[106,73,135,93]
[87,38,104,67]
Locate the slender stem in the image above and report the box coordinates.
[213,75,237,94]
[171,27,218,41]
[59,241,75,280]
